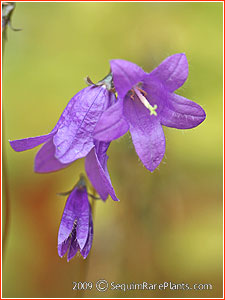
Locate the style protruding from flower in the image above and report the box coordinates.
[58,175,93,261]
[94,53,206,172]
[9,74,119,202]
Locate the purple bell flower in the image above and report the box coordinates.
[94,53,206,172]
[9,75,119,201]
[58,175,93,261]
[10,84,115,172]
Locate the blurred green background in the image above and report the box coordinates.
[2,2,223,298]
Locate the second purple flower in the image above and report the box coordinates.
[94,54,206,172]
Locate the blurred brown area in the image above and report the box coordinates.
[2,2,223,298]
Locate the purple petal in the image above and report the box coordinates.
[67,238,79,262]
[142,77,168,116]
[146,53,188,92]
[85,143,119,201]
[124,95,166,172]
[159,93,206,129]
[53,86,114,164]
[110,59,146,99]
[9,131,55,152]
[58,187,89,246]
[34,139,70,173]
[76,193,90,250]
[80,205,94,259]
[141,77,205,129]
[93,99,129,142]
[58,237,71,258]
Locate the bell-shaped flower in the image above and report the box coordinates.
[9,75,119,201]
[58,176,93,261]
[94,54,206,172]
[10,82,115,173]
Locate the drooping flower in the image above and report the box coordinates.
[94,54,206,172]
[9,75,119,201]
[58,175,93,261]
[10,80,114,172]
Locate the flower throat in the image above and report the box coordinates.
[131,86,158,116]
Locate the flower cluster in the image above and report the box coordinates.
[10,54,206,260]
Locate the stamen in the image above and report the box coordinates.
[133,87,157,116]
[137,87,148,98]
[130,89,135,100]
[69,220,77,239]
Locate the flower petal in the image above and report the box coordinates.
[58,237,71,258]
[159,93,206,129]
[67,238,79,262]
[53,86,113,164]
[124,95,166,172]
[9,131,55,152]
[76,192,90,250]
[57,187,89,246]
[34,139,70,173]
[110,59,145,99]
[141,77,205,129]
[93,99,129,142]
[147,53,188,92]
[142,77,168,116]
[80,205,94,259]
[85,143,119,201]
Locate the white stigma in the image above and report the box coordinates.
[133,87,157,116]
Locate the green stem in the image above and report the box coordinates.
[2,1,16,263]
[2,131,10,261]
[2,33,10,263]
